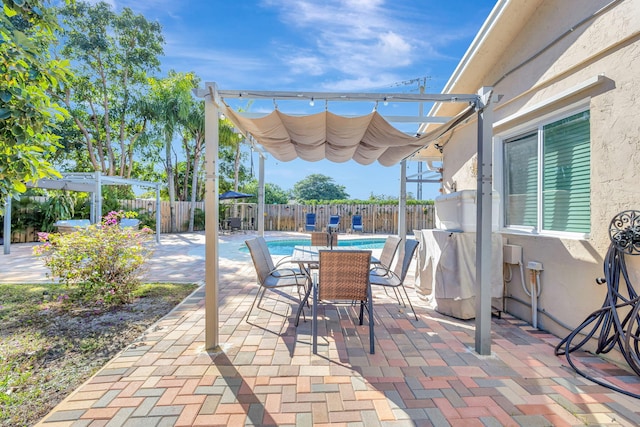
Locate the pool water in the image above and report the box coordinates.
[240,238,387,256]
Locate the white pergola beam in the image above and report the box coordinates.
[213,86,478,104]
[234,111,451,124]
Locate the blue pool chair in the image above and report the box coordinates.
[327,215,340,231]
[351,215,363,232]
[305,213,317,231]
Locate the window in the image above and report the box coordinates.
[503,110,591,234]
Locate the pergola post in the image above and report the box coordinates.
[204,84,220,351]
[475,86,494,355]
[398,159,407,240]
[3,196,11,255]
[155,185,161,244]
[258,154,265,237]
[95,171,102,222]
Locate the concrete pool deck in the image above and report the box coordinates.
[0,231,387,285]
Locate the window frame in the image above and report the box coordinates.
[495,101,591,239]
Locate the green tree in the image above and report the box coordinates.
[242,180,290,205]
[141,71,197,232]
[57,1,164,177]
[0,0,71,210]
[180,100,204,231]
[178,103,241,231]
[218,117,249,195]
[292,174,348,202]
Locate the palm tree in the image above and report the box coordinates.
[182,100,204,232]
[141,71,197,232]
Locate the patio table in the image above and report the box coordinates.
[291,245,379,326]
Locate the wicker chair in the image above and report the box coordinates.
[310,231,337,246]
[370,235,402,278]
[370,239,420,320]
[312,250,374,354]
[245,237,307,321]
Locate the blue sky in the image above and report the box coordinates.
[96,0,497,200]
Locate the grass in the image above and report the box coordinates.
[0,282,199,427]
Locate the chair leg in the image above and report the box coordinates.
[359,301,364,325]
[246,286,266,322]
[401,286,419,321]
[391,287,404,306]
[367,286,375,354]
[295,284,312,327]
[312,283,318,354]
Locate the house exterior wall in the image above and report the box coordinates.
[439,0,640,359]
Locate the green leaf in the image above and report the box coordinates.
[11,125,25,137]
[0,91,12,102]
[0,108,11,119]
[3,4,18,17]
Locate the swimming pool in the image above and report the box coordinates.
[240,237,387,256]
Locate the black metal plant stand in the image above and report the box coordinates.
[327,227,334,250]
[555,210,640,398]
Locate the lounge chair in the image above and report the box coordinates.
[119,218,140,229]
[312,250,374,354]
[305,213,317,231]
[54,219,90,234]
[351,215,363,233]
[327,215,340,231]
[245,237,307,321]
[370,239,420,320]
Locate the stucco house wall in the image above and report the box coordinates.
[430,0,640,360]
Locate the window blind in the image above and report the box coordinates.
[542,111,591,233]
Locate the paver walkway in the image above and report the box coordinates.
[3,232,640,426]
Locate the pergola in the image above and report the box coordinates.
[196,83,496,354]
[3,172,162,255]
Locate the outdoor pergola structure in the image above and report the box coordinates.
[195,82,497,355]
[2,172,162,255]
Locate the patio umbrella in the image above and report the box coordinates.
[219,190,253,200]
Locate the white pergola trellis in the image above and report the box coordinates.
[197,83,497,354]
[3,172,162,255]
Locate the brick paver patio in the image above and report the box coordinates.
[3,232,640,426]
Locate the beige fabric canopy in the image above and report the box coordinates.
[224,105,476,166]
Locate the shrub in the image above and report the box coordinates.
[34,211,154,307]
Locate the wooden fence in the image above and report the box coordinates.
[3,199,435,242]
[261,204,435,234]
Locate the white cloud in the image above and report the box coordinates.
[286,54,326,76]
[260,0,442,88]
